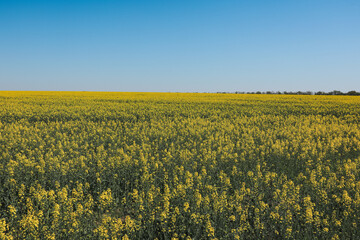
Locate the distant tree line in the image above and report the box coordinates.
[216,90,360,96]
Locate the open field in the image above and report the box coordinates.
[1,91,360,239]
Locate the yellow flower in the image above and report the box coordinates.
[0,219,13,240]
[285,228,292,238]
[183,202,190,213]
[19,213,39,233]
[331,234,340,240]
[206,219,215,237]
[99,189,113,211]
[8,205,16,217]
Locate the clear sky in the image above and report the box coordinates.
[1,0,359,92]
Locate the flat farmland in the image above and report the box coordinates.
[1,92,360,239]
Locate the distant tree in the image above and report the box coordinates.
[347,90,360,95]
[219,90,358,96]
[330,90,343,95]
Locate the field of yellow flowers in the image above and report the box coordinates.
[1,91,360,239]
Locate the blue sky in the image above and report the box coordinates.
[1,0,359,92]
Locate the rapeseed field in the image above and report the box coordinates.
[1,91,360,239]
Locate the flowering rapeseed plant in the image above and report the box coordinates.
[0,91,360,239]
